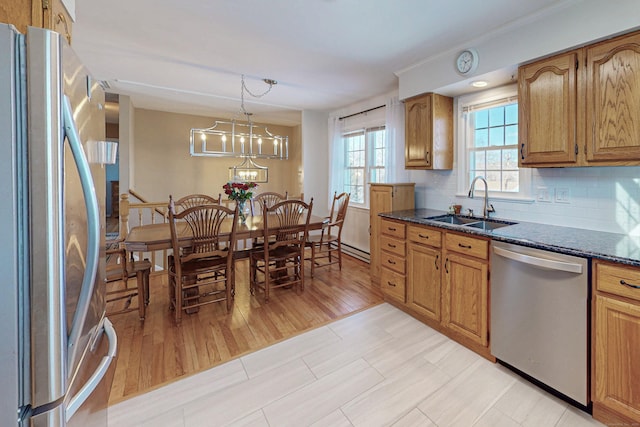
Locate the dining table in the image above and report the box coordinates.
[123,214,329,255]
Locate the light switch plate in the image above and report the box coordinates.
[536,186,552,203]
[555,187,570,203]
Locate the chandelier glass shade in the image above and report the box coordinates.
[228,156,269,182]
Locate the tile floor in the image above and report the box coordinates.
[107,303,604,427]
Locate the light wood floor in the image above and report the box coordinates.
[107,303,605,427]
[106,254,383,405]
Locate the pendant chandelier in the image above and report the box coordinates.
[189,75,288,183]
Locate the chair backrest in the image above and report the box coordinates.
[252,191,288,216]
[170,194,222,214]
[262,199,313,252]
[168,204,238,267]
[327,192,350,236]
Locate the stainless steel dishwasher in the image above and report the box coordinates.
[491,241,589,408]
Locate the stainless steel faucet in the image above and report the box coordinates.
[468,176,495,219]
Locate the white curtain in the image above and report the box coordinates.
[328,115,344,208]
[385,96,409,182]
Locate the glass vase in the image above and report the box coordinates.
[237,200,248,224]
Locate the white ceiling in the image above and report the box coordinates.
[72,0,566,126]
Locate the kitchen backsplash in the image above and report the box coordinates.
[408,166,640,236]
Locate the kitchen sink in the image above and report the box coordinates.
[425,214,517,231]
[465,219,517,231]
[425,214,479,225]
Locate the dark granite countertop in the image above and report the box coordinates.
[380,208,640,268]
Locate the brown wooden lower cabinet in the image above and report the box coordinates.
[592,260,640,425]
[407,242,441,322]
[442,250,488,347]
[385,222,492,361]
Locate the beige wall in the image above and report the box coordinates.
[131,108,302,202]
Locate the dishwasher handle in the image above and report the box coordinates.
[493,245,583,274]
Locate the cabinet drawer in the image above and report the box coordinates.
[380,267,406,302]
[596,261,640,302]
[381,219,406,239]
[408,225,442,248]
[380,235,406,257]
[381,251,405,274]
[445,233,488,260]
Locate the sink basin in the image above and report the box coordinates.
[425,214,517,231]
[425,214,479,225]
[464,219,517,231]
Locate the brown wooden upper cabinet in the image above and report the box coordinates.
[1,0,73,43]
[519,29,640,167]
[519,51,580,166]
[586,32,640,163]
[404,93,453,170]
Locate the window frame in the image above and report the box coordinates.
[342,125,387,208]
[456,84,533,203]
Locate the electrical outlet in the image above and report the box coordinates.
[555,187,570,203]
[536,186,552,203]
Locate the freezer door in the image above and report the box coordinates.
[0,24,29,426]
[25,26,109,426]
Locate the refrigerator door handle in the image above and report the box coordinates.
[65,318,117,421]
[62,95,101,371]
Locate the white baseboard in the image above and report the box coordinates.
[342,243,370,263]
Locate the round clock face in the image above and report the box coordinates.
[456,49,478,75]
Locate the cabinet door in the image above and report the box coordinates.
[594,295,640,421]
[586,32,640,162]
[405,94,453,170]
[405,94,433,169]
[407,243,441,322]
[519,51,580,165]
[442,253,488,346]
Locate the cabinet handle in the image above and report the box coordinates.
[620,279,640,289]
[387,281,397,287]
[445,258,449,274]
[388,227,397,232]
[520,143,525,160]
[458,243,472,249]
[418,234,429,239]
[387,259,396,265]
[387,243,397,248]
[435,254,439,271]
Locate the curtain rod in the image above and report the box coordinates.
[339,105,385,121]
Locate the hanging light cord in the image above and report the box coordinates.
[239,74,276,122]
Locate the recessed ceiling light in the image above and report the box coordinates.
[471,80,488,88]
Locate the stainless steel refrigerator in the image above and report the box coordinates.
[0,24,117,426]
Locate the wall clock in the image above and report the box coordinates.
[455,48,479,75]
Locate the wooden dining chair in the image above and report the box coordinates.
[306,192,350,277]
[105,243,152,320]
[250,191,288,249]
[170,193,222,213]
[249,198,313,302]
[251,191,288,216]
[167,203,238,324]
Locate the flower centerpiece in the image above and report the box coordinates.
[222,181,258,223]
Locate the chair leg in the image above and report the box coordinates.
[135,269,147,320]
[310,243,316,278]
[175,276,182,325]
[337,243,343,270]
[226,266,232,311]
[299,253,304,293]
[264,261,270,303]
[249,257,256,295]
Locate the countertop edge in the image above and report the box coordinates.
[380,209,640,268]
